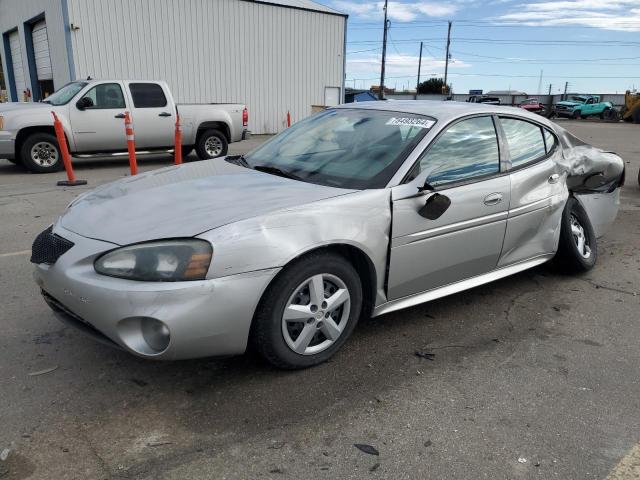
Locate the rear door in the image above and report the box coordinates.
[388,115,510,299]
[70,82,128,152]
[126,82,175,148]
[498,117,566,266]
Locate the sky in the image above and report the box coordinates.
[326,0,640,94]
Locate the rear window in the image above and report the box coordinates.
[129,83,167,108]
[543,129,557,154]
[500,118,546,168]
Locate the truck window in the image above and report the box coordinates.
[129,83,168,108]
[80,83,126,109]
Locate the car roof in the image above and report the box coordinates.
[334,100,554,127]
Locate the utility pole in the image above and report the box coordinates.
[537,69,543,95]
[379,0,389,100]
[563,81,569,100]
[415,41,423,100]
[443,21,452,96]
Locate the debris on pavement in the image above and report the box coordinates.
[27,366,58,376]
[146,441,172,447]
[370,462,380,472]
[354,444,379,456]
[414,351,435,361]
[518,457,527,464]
[424,440,433,447]
[0,449,10,461]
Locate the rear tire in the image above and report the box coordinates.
[250,252,363,369]
[554,197,597,274]
[20,133,64,173]
[195,129,228,160]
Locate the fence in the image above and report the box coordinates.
[385,93,627,108]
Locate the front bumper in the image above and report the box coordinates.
[33,225,279,360]
[0,131,15,160]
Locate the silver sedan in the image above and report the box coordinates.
[32,102,625,368]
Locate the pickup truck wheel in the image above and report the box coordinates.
[20,133,64,173]
[572,110,582,119]
[195,129,228,160]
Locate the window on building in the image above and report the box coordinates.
[129,83,167,108]
[500,118,546,168]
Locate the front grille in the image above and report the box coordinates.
[31,226,74,264]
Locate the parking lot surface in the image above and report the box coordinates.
[1,121,639,479]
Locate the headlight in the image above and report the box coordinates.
[95,239,212,281]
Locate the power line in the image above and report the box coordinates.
[346,73,640,81]
[347,37,640,46]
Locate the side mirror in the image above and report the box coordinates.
[76,97,94,110]
[418,193,451,220]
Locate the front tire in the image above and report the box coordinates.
[554,197,597,273]
[572,110,582,119]
[195,129,228,160]
[250,252,363,369]
[20,133,64,173]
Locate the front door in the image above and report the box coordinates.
[388,115,510,300]
[70,82,128,152]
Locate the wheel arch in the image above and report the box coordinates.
[253,243,378,324]
[196,122,231,144]
[15,126,60,159]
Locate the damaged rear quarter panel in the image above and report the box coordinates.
[199,189,392,306]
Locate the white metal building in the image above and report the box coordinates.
[0,0,347,133]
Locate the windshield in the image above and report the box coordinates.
[43,82,88,105]
[570,96,587,103]
[243,109,434,189]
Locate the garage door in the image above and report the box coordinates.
[31,20,53,81]
[9,30,26,101]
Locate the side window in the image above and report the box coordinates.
[500,118,546,168]
[80,83,125,109]
[543,129,557,154]
[129,83,168,108]
[416,116,500,187]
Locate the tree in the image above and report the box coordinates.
[418,78,449,94]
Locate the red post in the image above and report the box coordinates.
[124,111,138,175]
[52,112,87,186]
[174,113,182,165]
[287,111,291,128]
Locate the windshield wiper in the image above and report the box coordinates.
[253,165,303,181]
[226,155,251,168]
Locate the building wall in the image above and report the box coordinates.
[66,0,346,133]
[0,0,72,101]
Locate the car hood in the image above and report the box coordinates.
[0,102,54,114]
[60,159,355,245]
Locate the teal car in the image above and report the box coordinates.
[554,95,614,119]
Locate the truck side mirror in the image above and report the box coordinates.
[76,97,94,110]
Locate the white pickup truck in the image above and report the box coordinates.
[0,79,249,173]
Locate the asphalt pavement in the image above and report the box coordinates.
[0,121,639,479]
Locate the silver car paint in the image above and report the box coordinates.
[34,101,623,359]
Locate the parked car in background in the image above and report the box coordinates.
[553,95,613,120]
[32,102,624,369]
[519,98,546,114]
[0,80,249,173]
[467,95,501,105]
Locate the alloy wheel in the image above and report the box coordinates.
[204,136,223,157]
[30,142,59,167]
[281,273,351,355]
[570,214,591,259]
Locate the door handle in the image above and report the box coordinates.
[158,112,172,117]
[483,193,503,206]
[114,113,125,119]
[548,173,560,184]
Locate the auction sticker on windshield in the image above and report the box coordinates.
[386,117,435,129]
